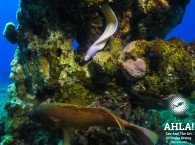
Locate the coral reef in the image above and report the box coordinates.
[187,42,195,58]
[2,0,194,145]
[93,51,117,76]
[0,85,10,143]
[3,22,19,44]
[119,38,194,98]
[132,0,190,40]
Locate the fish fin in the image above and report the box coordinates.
[112,115,125,132]
[60,128,70,145]
[100,107,125,132]
[125,123,158,145]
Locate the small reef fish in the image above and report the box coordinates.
[84,4,118,61]
[28,103,158,145]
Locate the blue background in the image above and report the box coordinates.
[0,0,18,84]
[0,0,195,84]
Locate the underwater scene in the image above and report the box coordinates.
[0,0,194,145]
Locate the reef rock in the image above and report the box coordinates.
[119,39,195,98]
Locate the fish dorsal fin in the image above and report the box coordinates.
[111,114,125,132]
[100,107,125,132]
[87,101,125,131]
[56,103,83,108]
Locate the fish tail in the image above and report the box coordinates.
[124,122,158,145]
[100,107,158,144]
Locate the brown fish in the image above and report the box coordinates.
[28,103,158,145]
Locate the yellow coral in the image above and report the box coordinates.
[93,51,117,76]
[139,0,170,13]
[39,58,50,81]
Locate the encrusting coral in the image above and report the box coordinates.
[93,51,117,76]
[118,38,194,98]
[1,0,194,144]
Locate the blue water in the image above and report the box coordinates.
[165,0,195,41]
[0,0,18,85]
[0,0,195,85]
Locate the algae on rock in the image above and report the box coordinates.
[119,38,194,98]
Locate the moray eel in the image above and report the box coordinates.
[84,4,118,61]
[28,103,158,145]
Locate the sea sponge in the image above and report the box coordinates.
[3,22,19,44]
[121,59,146,78]
[118,41,147,78]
